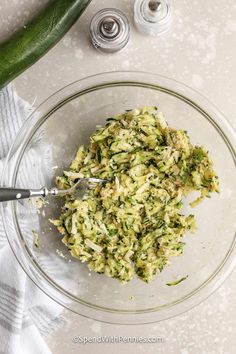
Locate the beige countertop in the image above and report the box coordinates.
[1,0,236,353]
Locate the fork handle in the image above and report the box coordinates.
[0,188,31,202]
[0,187,59,202]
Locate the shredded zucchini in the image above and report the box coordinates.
[166,275,188,286]
[32,230,39,248]
[51,107,219,283]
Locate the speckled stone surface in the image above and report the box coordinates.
[1,0,236,353]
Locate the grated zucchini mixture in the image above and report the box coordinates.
[51,107,219,283]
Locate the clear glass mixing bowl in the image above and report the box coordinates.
[1,72,236,324]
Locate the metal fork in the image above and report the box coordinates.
[0,178,106,202]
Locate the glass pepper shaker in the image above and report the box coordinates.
[134,0,174,36]
[90,8,130,53]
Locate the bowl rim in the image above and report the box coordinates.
[1,71,236,324]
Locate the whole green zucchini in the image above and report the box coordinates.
[0,0,92,89]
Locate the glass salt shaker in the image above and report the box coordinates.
[90,8,130,53]
[134,0,174,36]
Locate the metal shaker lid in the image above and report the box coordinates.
[90,8,130,53]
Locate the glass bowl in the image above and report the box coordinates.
[1,72,236,324]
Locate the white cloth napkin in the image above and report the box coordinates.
[0,85,64,354]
